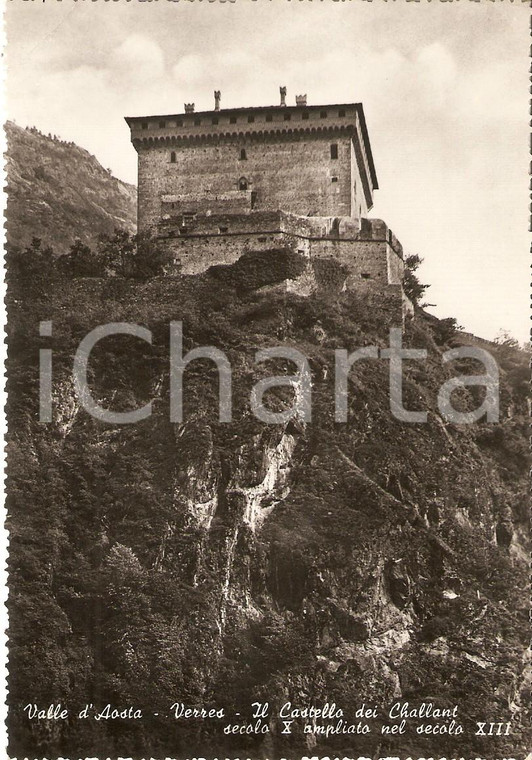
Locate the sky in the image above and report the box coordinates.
[5,0,529,343]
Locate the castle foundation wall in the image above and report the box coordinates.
[158,212,405,293]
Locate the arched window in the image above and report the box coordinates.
[170,151,176,163]
[239,177,248,191]
[240,148,247,160]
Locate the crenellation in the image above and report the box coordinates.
[128,105,365,143]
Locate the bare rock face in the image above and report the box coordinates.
[386,560,411,610]
[6,249,530,758]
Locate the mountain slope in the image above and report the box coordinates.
[5,121,136,252]
[6,247,530,759]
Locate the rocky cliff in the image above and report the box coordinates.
[6,247,529,759]
[5,121,136,252]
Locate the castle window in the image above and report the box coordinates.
[194,117,201,126]
[338,109,346,117]
[330,143,338,159]
[212,116,219,125]
[284,113,291,121]
[219,226,228,233]
[331,176,338,183]
[266,113,273,122]
[240,148,247,160]
[170,151,176,163]
[230,115,237,124]
[251,191,257,209]
[247,114,255,123]
[176,119,183,127]
[183,212,196,223]
[159,120,166,128]
[239,177,248,191]
[141,122,148,130]
[302,112,309,120]
[361,273,371,280]
[320,110,328,119]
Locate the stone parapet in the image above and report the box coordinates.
[156,209,405,295]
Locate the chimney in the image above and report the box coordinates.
[279,86,287,107]
[214,90,221,111]
[184,103,195,114]
[295,94,307,106]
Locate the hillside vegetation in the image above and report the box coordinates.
[5,122,136,252]
[6,237,530,759]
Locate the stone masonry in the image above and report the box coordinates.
[125,89,413,318]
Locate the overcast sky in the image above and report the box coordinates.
[6,1,528,342]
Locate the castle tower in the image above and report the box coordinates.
[125,96,378,234]
[123,92,412,324]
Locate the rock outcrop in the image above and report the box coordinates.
[6,249,530,759]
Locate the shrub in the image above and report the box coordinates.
[431,316,463,345]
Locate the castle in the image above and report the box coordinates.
[126,88,411,315]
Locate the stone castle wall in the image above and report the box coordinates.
[137,135,367,232]
[157,211,405,294]
[128,102,378,228]
[127,102,411,321]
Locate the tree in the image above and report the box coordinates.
[58,238,102,277]
[97,229,136,276]
[493,330,529,400]
[403,253,429,306]
[494,329,521,352]
[125,232,171,280]
[6,238,59,297]
[96,230,170,280]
